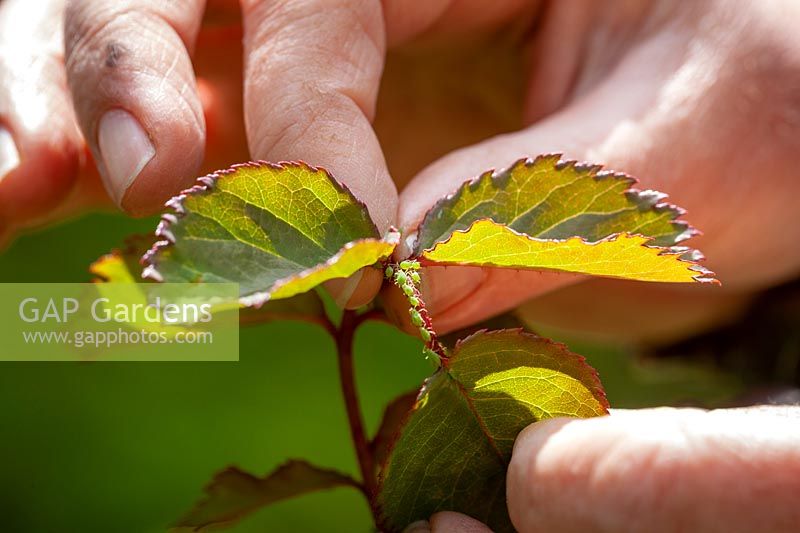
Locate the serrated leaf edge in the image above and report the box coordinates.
[413,153,699,254]
[420,218,719,285]
[140,160,385,303]
[176,459,360,531]
[374,328,610,530]
[90,234,155,282]
[239,230,400,307]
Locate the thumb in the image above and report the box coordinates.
[507,407,800,533]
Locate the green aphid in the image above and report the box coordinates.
[384,265,394,279]
[408,296,420,307]
[409,308,423,327]
[410,271,421,284]
[402,284,415,297]
[419,327,432,342]
[394,271,408,285]
[400,260,415,270]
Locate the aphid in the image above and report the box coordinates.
[394,271,408,285]
[419,327,432,342]
[409,308,423,327]
[384,265,394,279]
[408,296,420,307]
[410,271,421,284]
[402,284,415,297]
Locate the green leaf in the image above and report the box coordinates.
[141,161,396,305]
[421,219,716,283]
[90,235,155,284]
[370,390,418,471]
[91,237,328,326]
[377,329,608,533]
[415,154,696,253]
[176,460,360,531]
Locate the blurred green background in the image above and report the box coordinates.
[0,213,739,532]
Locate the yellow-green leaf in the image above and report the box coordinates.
[91,237,328,325]
[415,154,696,253]
[422,219,717,283]
[377,329,608,533]
[176,461,360,531]
[90,235,155,284]
[250,233,399,304]
[142,161,392,305]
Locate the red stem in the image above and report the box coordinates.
[336,310,377,499]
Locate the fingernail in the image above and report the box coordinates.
[97,109,155,206]
[402,520,431,533]
[0,126,20,182]
[333,268,364,308]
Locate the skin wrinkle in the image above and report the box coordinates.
[509,408,800,533]
[66,11,204,135]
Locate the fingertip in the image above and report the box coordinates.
[324,266,383,310]
[112,109,204,216]
[0,122,81,221]
[343,266,384,309]
[64,0,207,216]
[430,511,493,532]
[0,126,19,178]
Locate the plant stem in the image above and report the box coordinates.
[336,309,377,499]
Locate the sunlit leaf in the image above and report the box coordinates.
[422,219,716,283]
[176,461,360,531]
[141,161,395,305]
[258,234,398,304]
[91,237,328,325]
[415,154,696,253]
[377,329,608,532]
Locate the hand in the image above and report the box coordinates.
[385,0,800,339]
[1,0,799,339]
[406,407,800,533]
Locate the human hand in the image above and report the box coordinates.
[405,407,800,533]
[384,0,800,338]
[2,0,799,337]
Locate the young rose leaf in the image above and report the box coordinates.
[370,390,418,471]
[377,329,608,533]
[90,235,156,284]
[415,154,695,253]
[421,219,716,283]
[142,161,397,306]
[91,238,328,325]
[176,460,360,531]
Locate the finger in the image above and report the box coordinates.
[430,511,494,533]
[381,0,534,47]
[508,407,800,533]
[399,512,494,533]
[240,0,397,307]
[64,0,207,215]
[0,0,84,229]
[240,0,395,232]
[397,0,800,332]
